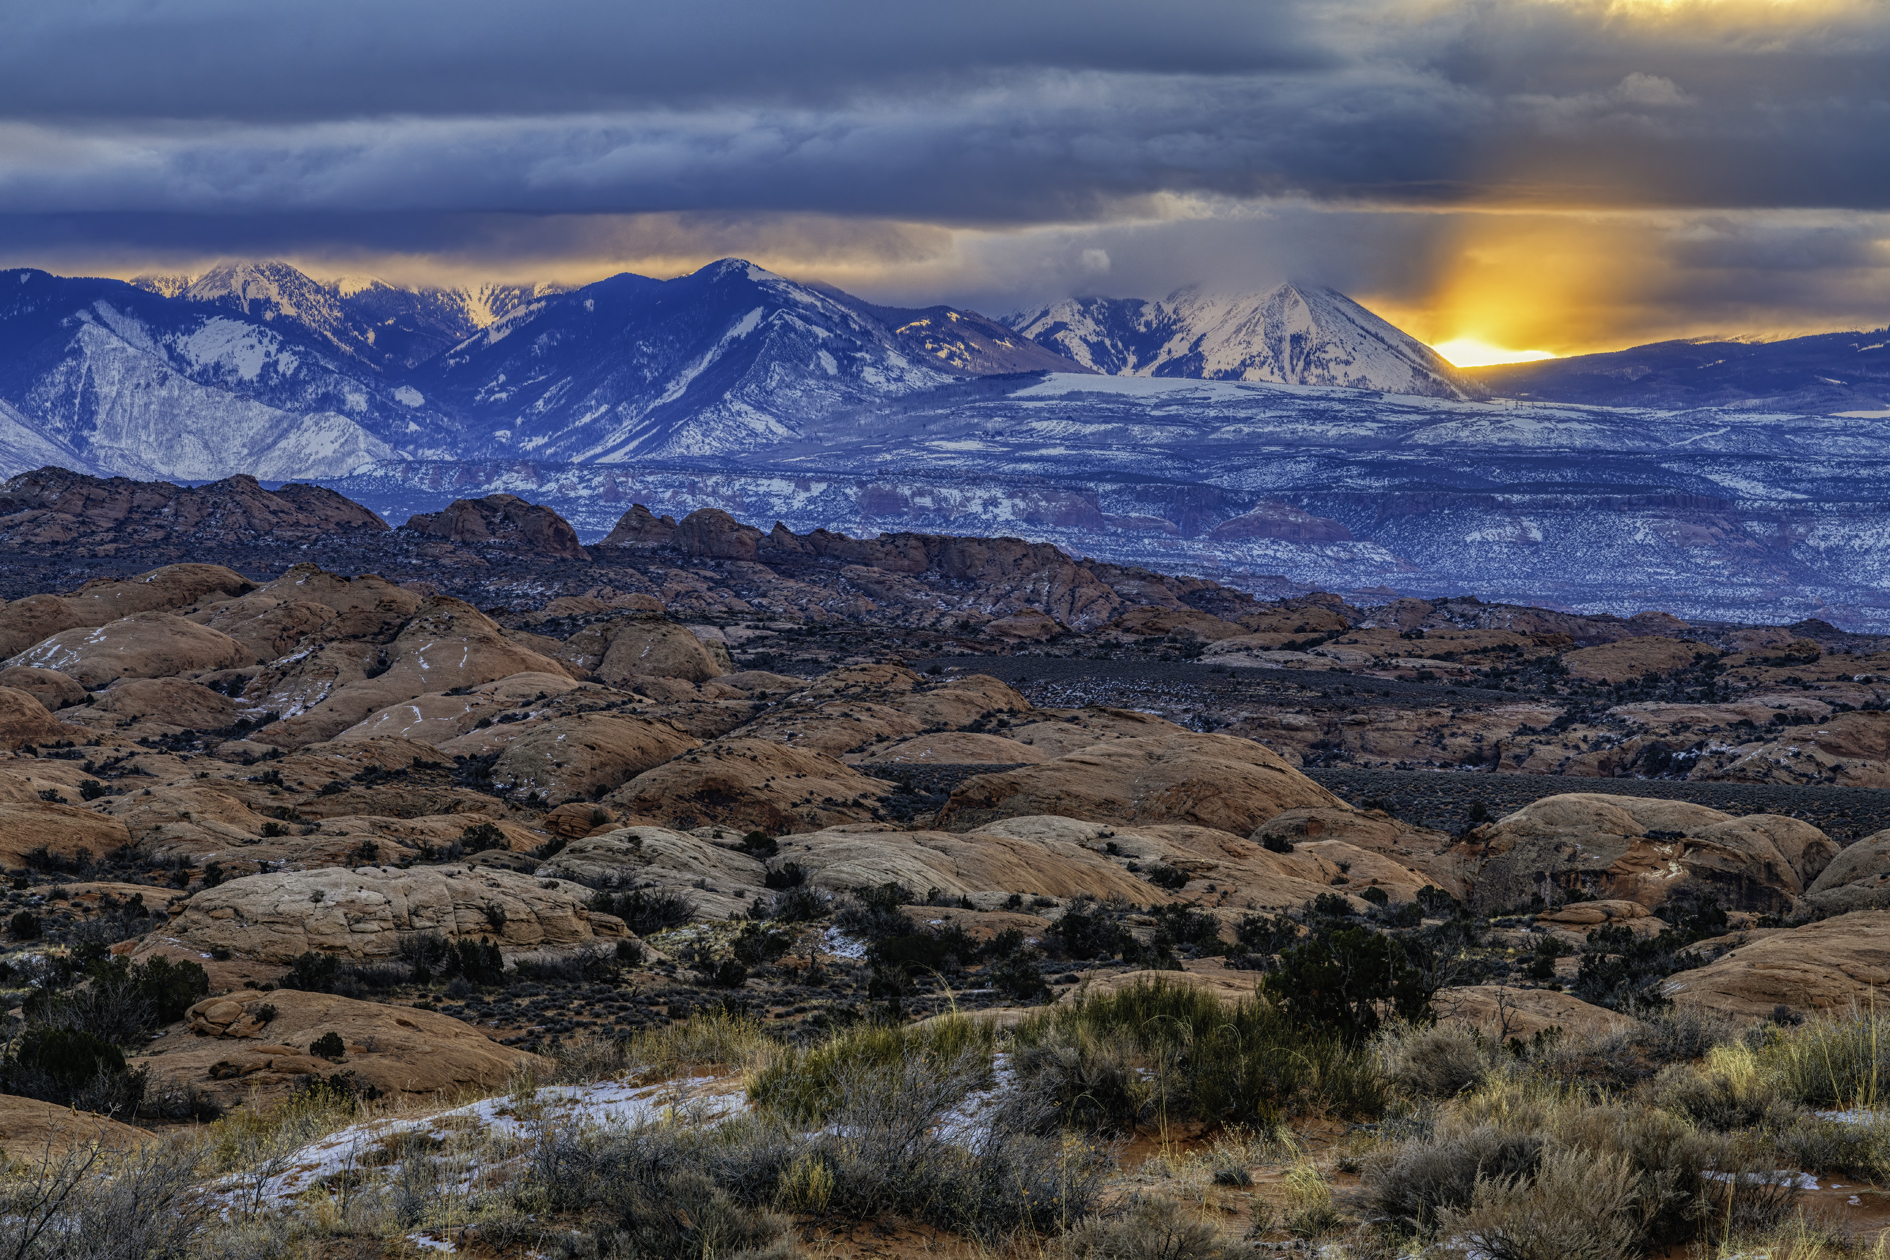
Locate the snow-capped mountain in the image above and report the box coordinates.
[1008,282,1482,400]
[419,260,960,461]
[0,269,454,480]
[135,262,559,373]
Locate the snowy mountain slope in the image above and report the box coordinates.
[0,269,429,479]
[1009,282,1480,399]
[420,260,956,462]
[136,263,562,373]
[808,286,1089,376]
[1470,329,1890,414]
[0,396,95,479]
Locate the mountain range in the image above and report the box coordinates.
[4,255,1890,627]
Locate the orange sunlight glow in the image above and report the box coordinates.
[1432,339,1559,368]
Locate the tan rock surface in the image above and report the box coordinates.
[401,494,588,560]
[549,613,728,685]
[6,612,249,687]
[0,666,86,711]
[165,864,624,961]
[0,1095,154,1160]
[934,732,1343,836]
[1562,637,1718,684]
[855,732,1049,765]
[1005,707,1187,758]
[0,686,74,750]
[1433,985,1637,1039]
[0,594,82,660]
[1801,829,1890,914]
[73,678,240,733]
[64,564,254,625]
[135,989,543,1108]
[1468,793,1837,914]
[254,597,575,746]
[484,712,699,802]
[1668,911,1890,1018]
[606,738,896,834]
[538,825,769,920]
[774,821,1156,905]
[1059,967,1263,1006]
[0,801,132,868]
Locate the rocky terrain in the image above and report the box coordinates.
[0,467,1888,1128]
[3,467,1890,1256]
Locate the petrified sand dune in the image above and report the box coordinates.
[605,737,897,834]
[1668,910,1890,1018]
[1467,793,1836,913]
[6,612,249,687]
[0,686,74,749]
[135,989,544,1108]
[164,864,625,962]
[0,1094,154,1159]
[487,713,700,802]
[934,732,1344,835]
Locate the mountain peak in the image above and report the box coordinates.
[1009,282,1480,399]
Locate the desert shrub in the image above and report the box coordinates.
[530,1046,1107,1245]
[1013,979,1384,1129]
[309,1031,346,1062]
[281,950,343,992]
[1281,1159,1344,1238]
[1377,1021,1501,1099]
[758,884,830,921]
[1233,912,1299,956]
[1650,1041,1781,1130]
[0,1026,148,1114]
[1047,899,1138,961]
[1768,1109,1890,1180]
[1363,1124,1546,1234]
[0,1135,209,1259]
[1262,926,1433,1042]
[1052,1194,1227,1260]
[456,938,507,985]
[1570,925,1702,1011]
[8,910,39,939]
[1148,903,1224,956]
[1144,864,1190,892]
[833,882,917,941]
[591,888,695,936]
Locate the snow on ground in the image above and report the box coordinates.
[216,1075,747,1213]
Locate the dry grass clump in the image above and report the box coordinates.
[1362,1076,1803,1257]
[747,1010,997,1123]
[1763,1004,1890,1111]
[1377,1020,1506,1099]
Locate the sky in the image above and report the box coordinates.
[2,0,1887,360]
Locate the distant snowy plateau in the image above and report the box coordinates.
[3,258,1889,628]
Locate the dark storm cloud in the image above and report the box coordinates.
[0,0,1886,239]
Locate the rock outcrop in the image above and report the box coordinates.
[0,468,386,552]
[487,713,701,802]
[163,865,626,962]
[6,612,249,687]
[135,989,543,1108]
[1800,829,1890,914]
[934,733,1344,835]
[1466,793,1837,914]
[1669,911,1890,1018]
[605,738,897,834]
[400,494,588,560]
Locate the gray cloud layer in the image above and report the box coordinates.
[1,0,1886,342]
